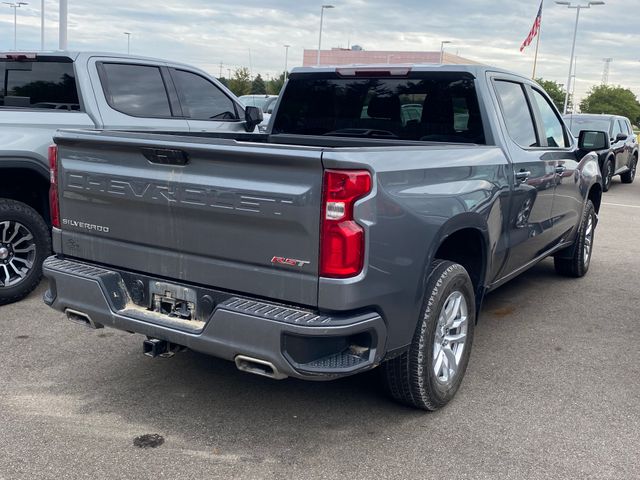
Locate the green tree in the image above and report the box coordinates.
[251,74,267,94]
[535,78,566,112]
[580,85,640,125]
[227,67,252,97]
[217,77,229,88]
[267,73,286,95]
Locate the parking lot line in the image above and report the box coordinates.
[602,202,640,209]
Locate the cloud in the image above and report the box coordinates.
[0,0,638,103]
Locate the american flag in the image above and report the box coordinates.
[520,1,543,52]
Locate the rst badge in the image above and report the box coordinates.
[271,256,310,268]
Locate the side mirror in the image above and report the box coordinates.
[616,132,628,142]
[244,106,263,132]
[578,130,610,151]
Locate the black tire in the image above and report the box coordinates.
[381,260,476,411]
[620,155,637,184]
[602,157,613,192]
[0,199,51,305]
[554,200,595,278]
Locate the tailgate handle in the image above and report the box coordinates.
[142,148,189,166]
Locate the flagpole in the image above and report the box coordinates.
[532,0,543,79]
[532,24,541,78]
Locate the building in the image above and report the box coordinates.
[303,48,478,67]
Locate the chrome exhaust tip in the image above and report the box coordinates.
[65,308,103,329]
[234,355,287,380]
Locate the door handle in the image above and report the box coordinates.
[555,165,566,175]
[515,170,531,182]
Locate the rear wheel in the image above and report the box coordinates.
[381,260,475,411]
[602,158,613,192]
[620,155,637,184]
[0,199,51,305]
[554,200,595,278]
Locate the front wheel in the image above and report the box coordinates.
[602,158,613,192]
[554,200,596,278]
[620,155,637,184]
[0,199,51,305]
[381,260,476,411]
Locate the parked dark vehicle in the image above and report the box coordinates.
[44,65,603,410]
[564,114,638,190]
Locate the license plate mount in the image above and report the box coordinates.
[149,281,198,321]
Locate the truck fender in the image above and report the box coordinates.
[0,156,50,181]
[421,212,491,313]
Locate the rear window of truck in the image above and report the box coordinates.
[0,58,80,110]
[272,73,485,144]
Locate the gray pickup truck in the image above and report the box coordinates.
[43,65,605,410]
[0,51,259,305]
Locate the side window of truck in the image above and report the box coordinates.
[172,69,238,121]
[531,89,569,148]
[493,80,538,148]
[99,63,172,117]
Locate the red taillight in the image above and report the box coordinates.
[320,169,372,278]
[48,145,60,228]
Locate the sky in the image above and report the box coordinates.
[0,0,638,105]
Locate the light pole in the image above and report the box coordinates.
[555,1,605,114]
[283,44,290,79]
[317,4,334,66]
[40,0,44,50]
[59,0,67,50]
[440,40,451,64]
[124,32,131,54]
[3,2,28,51]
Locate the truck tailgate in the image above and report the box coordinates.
[54,131,323,307]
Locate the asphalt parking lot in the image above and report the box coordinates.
[1,179,639,480]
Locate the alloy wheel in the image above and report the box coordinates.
[433,290,468,385]
[605,162,613,189]
[583,213,594,268]
[0,221,37,288]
